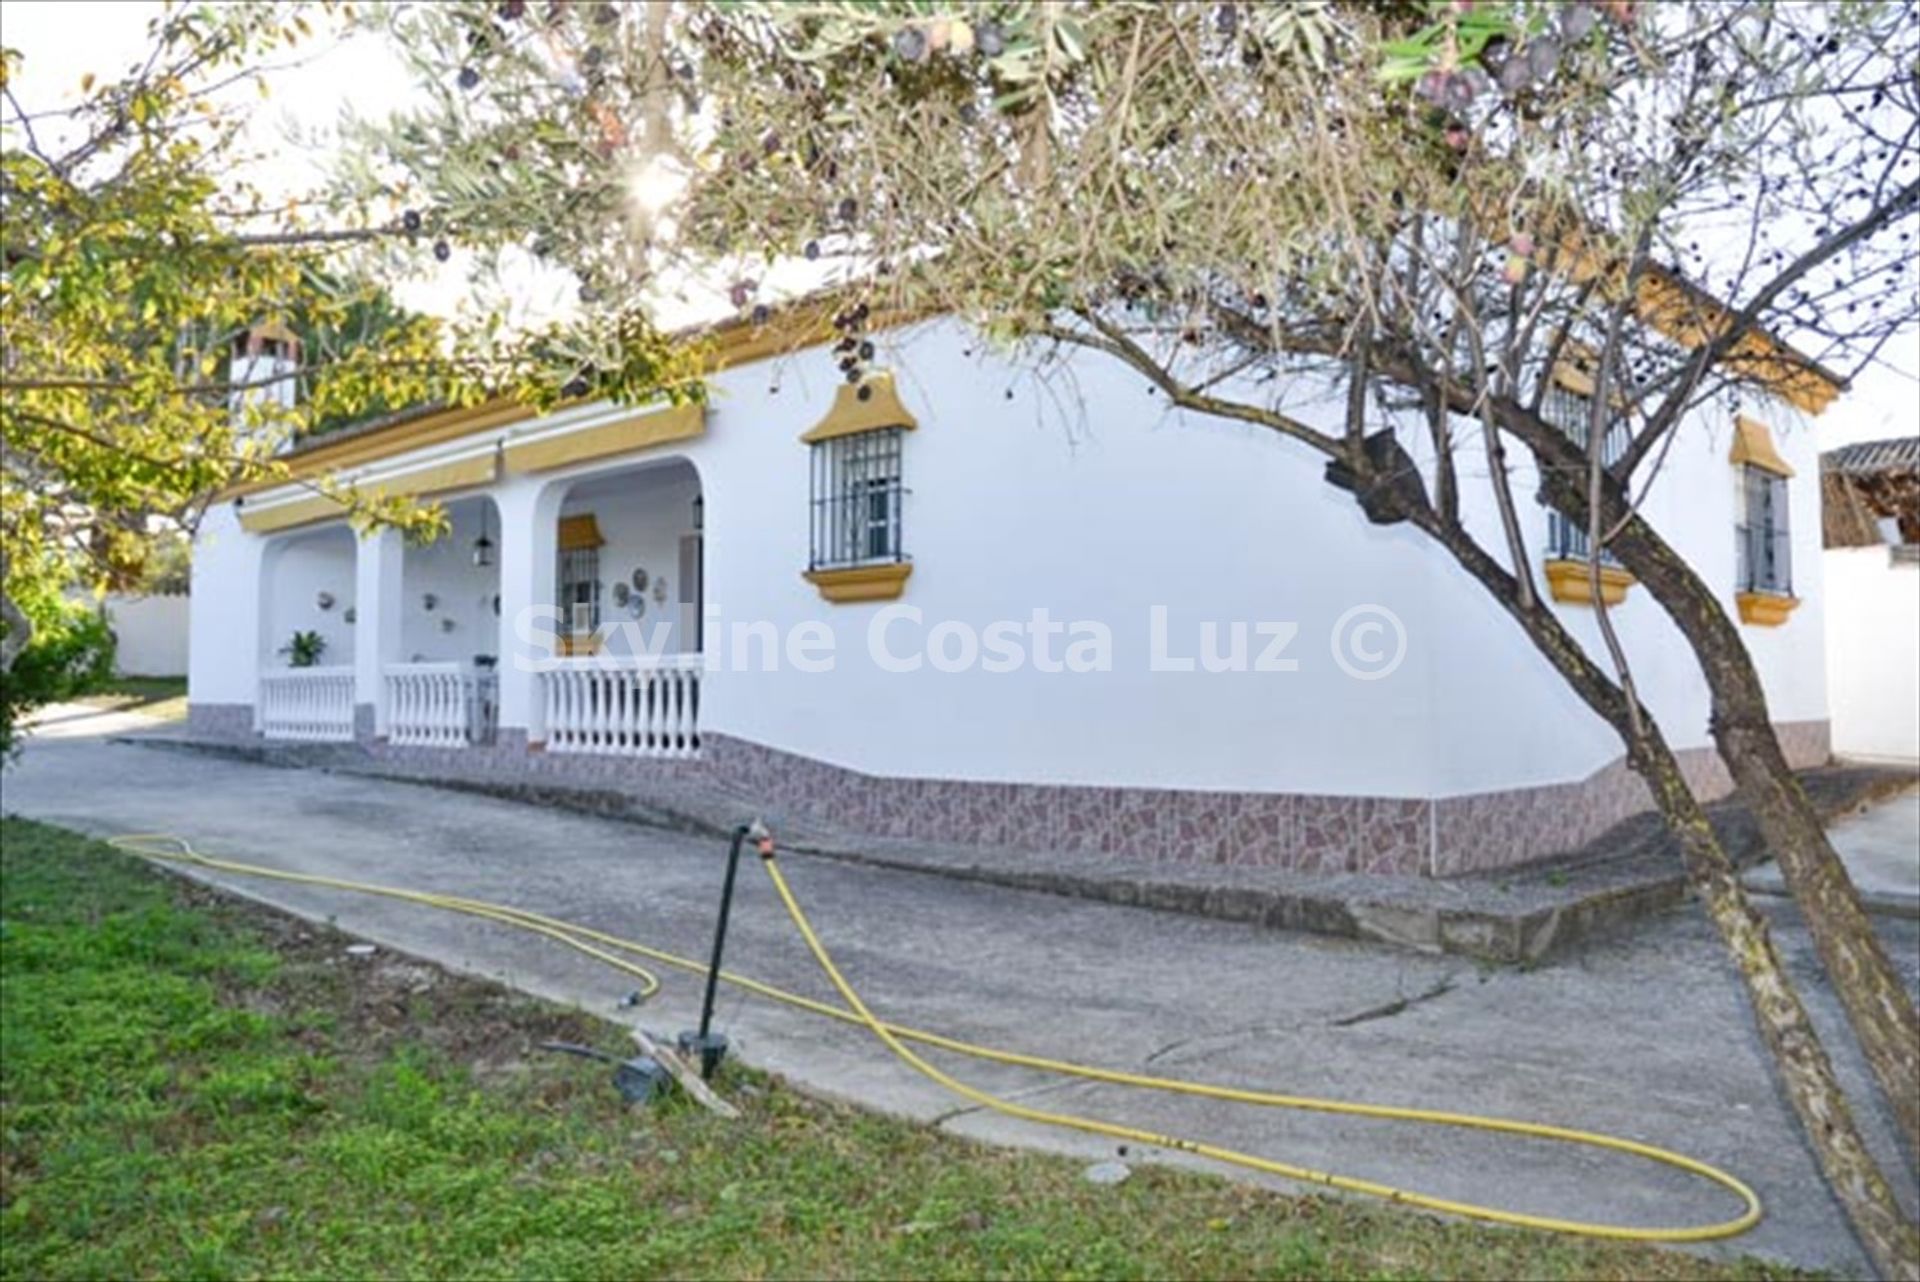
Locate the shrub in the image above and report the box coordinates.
[0,592,117,756]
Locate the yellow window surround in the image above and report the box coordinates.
[1544,558,1635,606]
[1728,414,1795,478]
[801,372,919,603]
[557,513,606,551]
[804,562,913,603]
[1736,592,1799,627]
[799,372,919,444]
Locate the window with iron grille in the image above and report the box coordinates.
[558,545,600,635]
[809,428,907,570]
[1541,383,1630,564]
[1737,466,1793,596]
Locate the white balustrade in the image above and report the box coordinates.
[541,655,702,758]
[257,666,356,742]
[384,663,498,748]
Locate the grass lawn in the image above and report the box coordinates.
[72,676,188,722]
[0,818,1810,1281]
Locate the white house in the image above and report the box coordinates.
[1821,437,1920,766]
[188,300,1839,877]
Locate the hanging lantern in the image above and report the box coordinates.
[473,504,495,568]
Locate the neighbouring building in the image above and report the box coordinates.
[1821,436,1920,765]
[187,299,1839,876]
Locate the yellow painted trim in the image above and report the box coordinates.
[227,400,533,498]
[804,562,913,603]
[1551,361,1597,397]
[237,451,499,534]
[239,493,343,534]
[1729,415,1796,478]
[700,297,938,373]
[557,513,605,551]
[1544,558,1636,606]
[1533,220,1843,416]
[505,402,705,474]
[1736,592,1800,627]
[800,372,920,444]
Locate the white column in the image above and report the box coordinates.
[494,476,563,743]
[190,503,265,713]
[354,526,405,737]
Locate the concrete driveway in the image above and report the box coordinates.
[1747,784,1920,917]
[4,730,1916,1276]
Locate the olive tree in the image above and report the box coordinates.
[345,2,1918,1271]
[0,3,698,740]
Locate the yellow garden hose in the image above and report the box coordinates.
[104,831,1762,1244]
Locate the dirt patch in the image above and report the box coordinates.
[169,875,612,1071]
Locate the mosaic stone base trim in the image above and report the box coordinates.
[1429,720,1832,876]
[701,734,1429,873]
[186,703,256,742]
[181,704,1830,878]
[697,723,1829,877]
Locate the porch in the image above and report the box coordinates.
[252,458,704,756]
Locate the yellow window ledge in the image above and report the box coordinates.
[1736,592,1800,627]
[804,562,912,603]
[1544,559,1636,606]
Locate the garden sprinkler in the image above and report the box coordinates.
[535,1041,671,1104]
[678,819,773,1079]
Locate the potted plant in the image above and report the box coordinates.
[279,630,326,668]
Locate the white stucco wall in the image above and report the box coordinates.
[101,593,189,676]
[678,322,1445,794]
[191,315,1833,800]
[189,503,264,704]
[1825,545,1920,763]
[1420,383,1828,794]
[398,498,502,664]
[260,524,356,669]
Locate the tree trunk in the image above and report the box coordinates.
[1549,473,1920,1170]
[1416,515,1920,1279]
[1633,740,1920,1282]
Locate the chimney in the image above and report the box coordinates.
[229,321,301,437]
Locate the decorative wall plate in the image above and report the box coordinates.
[611,581,632,607]
[652,578,668,603]
[630,567,649,591]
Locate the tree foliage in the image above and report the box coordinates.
[347,2,1920,1272]
[0,2,699,694]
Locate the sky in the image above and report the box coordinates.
[3,0,1913,449]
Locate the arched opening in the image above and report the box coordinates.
[384,495,503,747]
[259,522,356,671]
[400,495,503,665]
[256,522,356,740]
[538,457,704,758]
[551,458,704,659]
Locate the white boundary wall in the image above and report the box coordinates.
[103,593,189,677]
[1825,545,1920,764]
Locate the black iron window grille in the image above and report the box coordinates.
[558,545,601,635]
[809,428,908,571]
[1737,465,1793,596]
[1542,383,1630,565]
